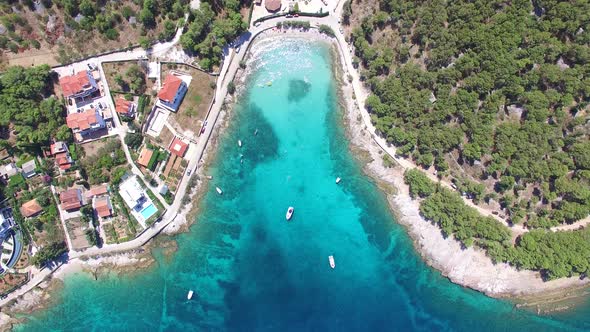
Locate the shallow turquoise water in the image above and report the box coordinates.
[16,38,590,331]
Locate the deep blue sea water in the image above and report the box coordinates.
[16,37,590,331]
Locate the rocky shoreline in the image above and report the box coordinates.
[2,28,588,330]
[328,35,590,308]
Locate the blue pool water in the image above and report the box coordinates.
[139,203,157,220]
[16,37,590,331]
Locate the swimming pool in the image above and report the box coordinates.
[139,203,157,220]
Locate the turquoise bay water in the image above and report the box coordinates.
[17,38,590,331]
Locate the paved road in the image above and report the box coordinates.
[0,8,351,308]
[96,60,169,208]
[6,3,579,307]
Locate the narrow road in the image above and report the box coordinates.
[97,61,169,208]
[321,6,527,236]
[4,5,582,308]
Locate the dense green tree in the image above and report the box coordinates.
[404,169,435,198]
[180,2,246,70]
[139,8,155,27]
[349,0,590,227]
[125,65,146,94]
[31,241,68,267]
[79,0,95,17]
[124,132,143,149]
[0,65,66,151]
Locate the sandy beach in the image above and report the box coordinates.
[231,28,590,301]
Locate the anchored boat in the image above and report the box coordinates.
[286,206,294,220]
[335,177,341,184]
[329,255,335,269]
[216,187,223,195]
[238,140,242,147]
[187,290,194,300]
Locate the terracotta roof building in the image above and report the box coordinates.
[66,108,106,136]
[137,147,154,167]
[55,152,73,170]
[50,141,73,171]
[115,98,136,117]
[94,196,112,218]
[265,0,281,12]
[60,188,83,211]
[157,74,188,112]
[86,185,108,199]
[20,199,43,218]
[59,70,98,99]
[168,137,188,158]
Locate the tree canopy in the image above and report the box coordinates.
[0,65,65,152]
[181,1,247,71]
[348,0,590,228]
[404,170,590,280]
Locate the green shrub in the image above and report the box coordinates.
[147,150,160,171]
[318,24,335,37]
[31,242,67,267]
[404,169,435,198]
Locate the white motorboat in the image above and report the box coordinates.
[286,206,294,220]
[254,129,258,136]
[335,177,341,184]
[187,290,194,300]
[329,255,335,269]
[238,140,242,147]
[216,187,223,195]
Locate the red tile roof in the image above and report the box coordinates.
[94,196,112,218]
[59,71,91,97]
[55,152,70,165]
[55,152,73,170]
[87,185,108,198]
[168,137,188,158]
[60,189,82,210]
[66,108,99,131]
[20,199,42,218]
[115,98,134,114]
[158,74,183,103]
[137,148,154,167]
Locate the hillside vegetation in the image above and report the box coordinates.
[0,0,187,66]
[180,0,249,70]
[345,0,590,228]
[0,65,67,151]
[404,169,590,280]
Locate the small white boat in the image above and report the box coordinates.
[187,290,194,300]
[335,177,341,184]
[206,175,213,180]
[216,187,223,195]
[286,206,294,220]
[254,129,258,136]
[329,255,335,269]
[238,140,242,147]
